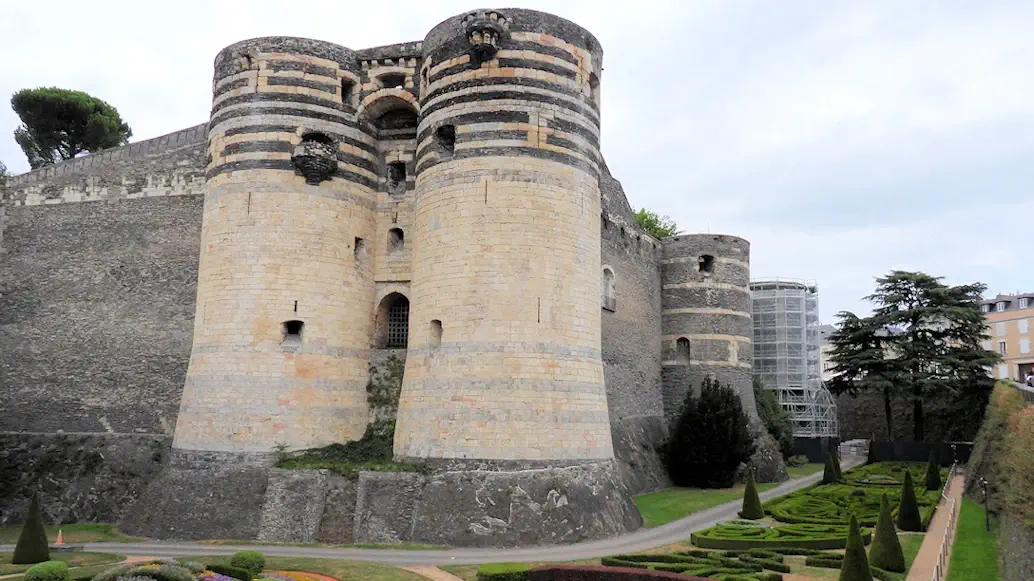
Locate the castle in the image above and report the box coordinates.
[0,8,785,546]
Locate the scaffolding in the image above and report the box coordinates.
[751,278,840,438]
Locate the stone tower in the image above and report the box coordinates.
[172,38,376,454]
[660,234,756,423]
[393,9,614,462]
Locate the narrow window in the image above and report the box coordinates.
[589,72,601,108]
[601,267,616,312]
[388,161,406,193]
[1020,297,1031,309]
[982,304,991,313]
[997,302,1007,312]
[422,68,429,87]
[676,338,691,363]
[341,78,354,104]
[999,341,1008,355]
[380,73,406,89]
[436,125,456,153]
[698,254,715,273]
[354,237,367,261]
[388,228,405,253]
[283,320,304,345]
[430,319,443,348]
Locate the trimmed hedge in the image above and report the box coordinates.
[229,552,265,576]
[531,565,718,581]
[207,564,253,581]
[839,515,873,581]
[740,471,765,520]
[868,494,905,572]
[12,492,49,565]
[895,472,923,532]
[690,521,871,550]
[601,550,789,580]
[24,561,70,581]
[477,563,531,581]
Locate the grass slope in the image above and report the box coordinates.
[0,552,123,575]
[0,523,139,544]
[946,498,1000,581]
[635,483,779,528]
[179,555,428,581]
[787,463,826,479]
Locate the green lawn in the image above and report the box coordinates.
[0,523,140,544]
[0,552,123,575]
[179,555,428,581]
[947,498,1000,581]
[634,482,780,528]
[787,463,825,478]
[900,532,925,569]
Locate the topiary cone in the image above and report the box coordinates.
[895,471,923,532]
[839,515,874,581]
[740,469,765,519]
[869,493,906,572]
[823,453,839,484]
[924,449,941,491]
[12,491,49,565]
[833,452,844,481]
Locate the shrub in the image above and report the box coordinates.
[833,454,843,481]
[868,494,905,572]
[1002,406,1034,524]
[666,376,755,488]
[477,563,531,581]
[229,551,265,576]
[786,455,809,468]
[691,521,870,550]
[839,516,873,581]
[532,565,715,581]
[924,449,941,491]
[92,564,134,581]
[822,454,839,484]
[12,491,50,565]
[122,565,194,581]
[740,470,765,520]
[24,561,70,581]
[207,564,253,581]
[753,378,793,460]
[181,563,205,574]
[895,472,923,532]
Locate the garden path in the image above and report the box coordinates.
[904,472,965,581]
[399,566,465,581]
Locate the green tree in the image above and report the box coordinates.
[12,491,49,565]
[868,493,906,572]
[822,452,840,484]
[11,87,132,169]
[753,377,793,459]
[739,469,764,519]
[666,376,755,488]
[924,449,941,491]
[633,208,678,239]
[828,271,1000,441]
[839,515,873,581]
[895,471,923,532]
[833,452,844,481]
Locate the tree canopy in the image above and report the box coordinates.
[11,87,132,169]
[633,208,679,239]
[753,377,793,459]
[827,270,999,441]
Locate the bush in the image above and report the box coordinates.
[822,454,839,485]
[477,563,531,581]
[533,564,716,581]
[229,551,265,576]
[690,521,870,550]
[895,471,923,532]
[753,378,793,460]
[666,376,755,488]
[1002,406,1034,523]
[868,494,905,573]
[833,454,843,481]
[839,515,873,581]
[92,564,134,581]
[786,455,809,468]
[12,491,50,565]
[924,449,941,491]
[207,564,253,581]
[122,565,194,581]
[740,470,765,520]
[24,561,70,581]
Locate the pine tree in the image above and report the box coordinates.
[924,449,941,491]
[740,469,764,519]
[895,471,923,532]
[12,491,49,564]
[868,493,906,572]
[839,515,873,581]
[823,453,839,484]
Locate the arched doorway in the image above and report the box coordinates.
[375,292,410,349]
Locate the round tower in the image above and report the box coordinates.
[660,234,757,426]
[393,9,612,462]
[172,38,378,454]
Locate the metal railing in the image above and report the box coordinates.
[930,462,959,581]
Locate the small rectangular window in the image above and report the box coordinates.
[997,302,1007,312]
[996,322,1007,336]
[1020,338,1031,354]
[998,341,1007,355]
[982,304,991,313]
[1020,319,1030,334]
[354,237,367,262]
[1021,297,1032,309]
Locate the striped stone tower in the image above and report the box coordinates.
[393,9,613,462]
[172,38,377,454]
[660,234,757,425]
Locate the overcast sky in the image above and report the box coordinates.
[2,1,1031,322]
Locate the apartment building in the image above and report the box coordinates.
[981,293,1034,381]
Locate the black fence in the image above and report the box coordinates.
[792,437,840,463]
[866,440,973,465]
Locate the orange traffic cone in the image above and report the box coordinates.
[55,529,63,546]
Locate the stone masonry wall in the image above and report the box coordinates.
[0,126,207,433]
